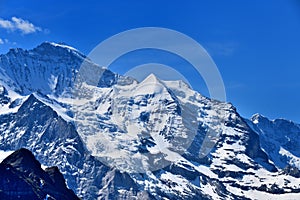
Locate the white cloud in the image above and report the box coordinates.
[11,17,41,34]
[0,17,42,34]
[0,18,14,29]
[0,38,17,46]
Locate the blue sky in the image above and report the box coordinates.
[0,0,300,122]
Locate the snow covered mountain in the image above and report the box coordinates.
[0,42,299,200]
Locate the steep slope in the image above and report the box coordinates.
[0,42,82,95]
[0,42,129,96]
[248,114,300,170]
[71,71,300,199]
[0,148,79,200]
[0,91,145,199]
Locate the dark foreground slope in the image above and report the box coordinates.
[0,148,80,200]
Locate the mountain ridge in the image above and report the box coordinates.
[0,42,299,199]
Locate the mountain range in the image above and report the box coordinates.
[0,42,299,199]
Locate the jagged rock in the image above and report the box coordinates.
[283,165,300,178]
[0,148,79,200]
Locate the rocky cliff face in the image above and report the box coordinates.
[0,148,79,200]
[0,43,299,199]
[249,114,300,169]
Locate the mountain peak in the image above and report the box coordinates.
[141,73,160,83]
[2,148,42,173]
[0,148,80,200]
[0,42,89,95]
[251,113,269,124]
[43,41,79,52]
[137,73,166,95]
[33,41,84,56]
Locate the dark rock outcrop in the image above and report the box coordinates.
[0,148,80,200]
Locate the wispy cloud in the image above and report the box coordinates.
[0,38,16,45]
[0,18,14,29]
[0,17,42,34]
